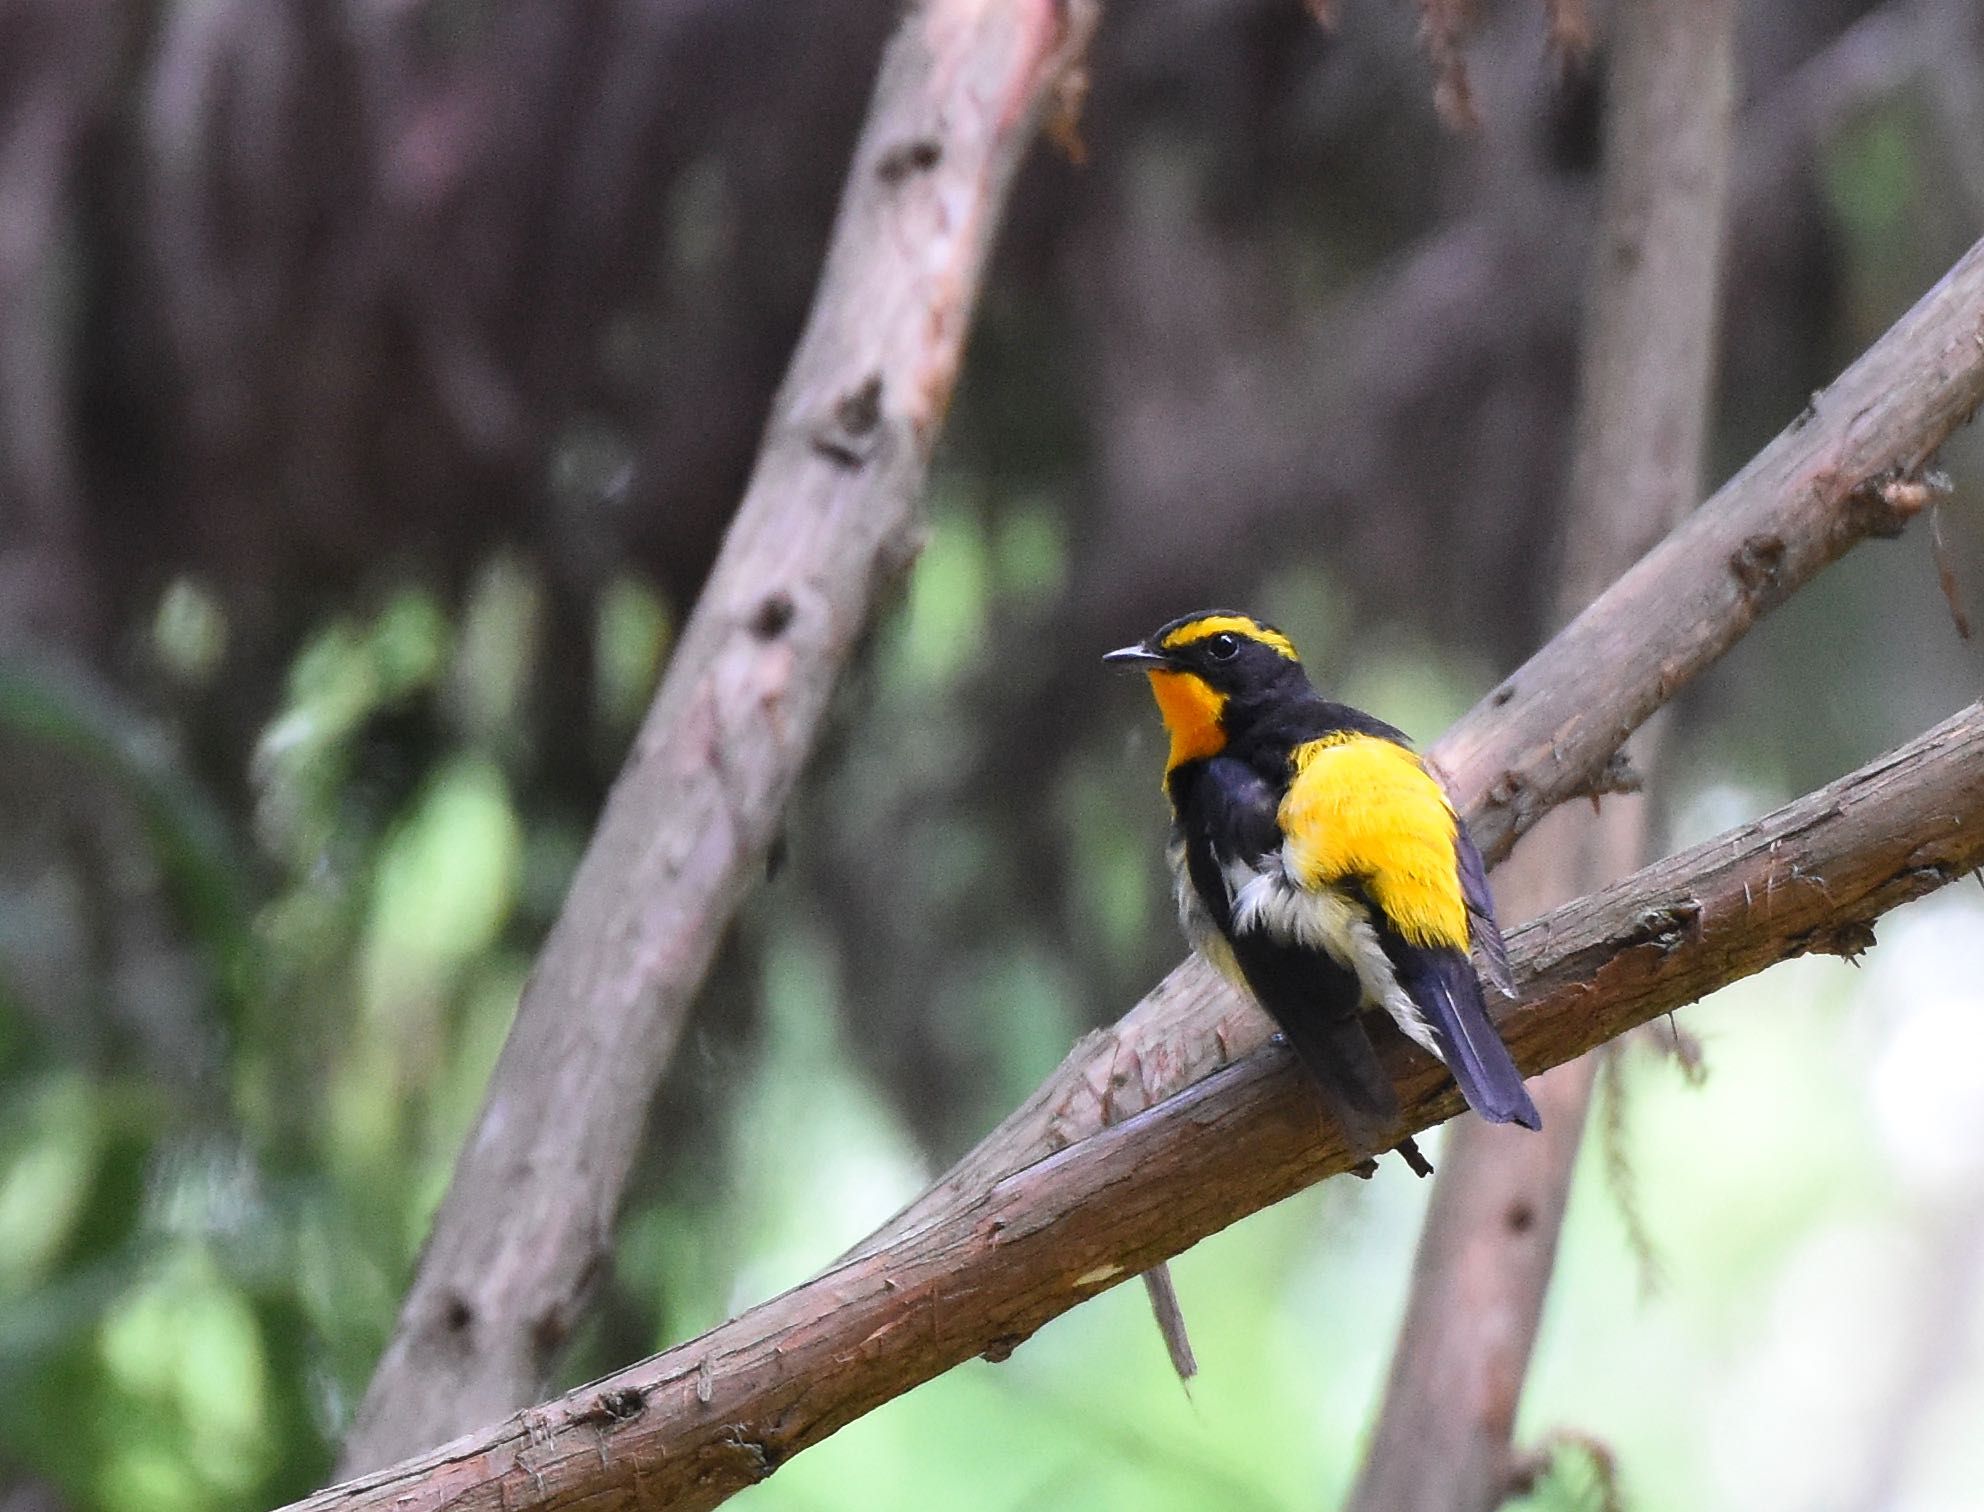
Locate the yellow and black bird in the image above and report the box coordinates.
[1106,610,1540,1164]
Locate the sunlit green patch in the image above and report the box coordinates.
[153,579,228,684]
[593,573,671,741]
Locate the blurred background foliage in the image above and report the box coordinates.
[1,1,1982,1509]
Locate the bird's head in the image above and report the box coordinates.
[1104,610,1310,772]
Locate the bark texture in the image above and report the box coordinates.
[284,701,1984,1512]
[339,0,1099,1472]
[1349,0,1736,1505]
[856,230,1984,1258]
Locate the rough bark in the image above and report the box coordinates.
[1348,0,1736,1505]
[855,229,1984,1259]
[283,701,1984,1512]
[338,0,1100,1472]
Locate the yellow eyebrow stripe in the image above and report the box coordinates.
[1279,733,1469,950]
[1158,615,1298,660]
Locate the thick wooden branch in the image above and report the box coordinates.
[285,702,1984,1512]
[1350,1,1736,1505]
[855,230,1984,1256]
[337,0,1099,1472]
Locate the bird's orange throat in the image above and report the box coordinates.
[1147,670,1228,773]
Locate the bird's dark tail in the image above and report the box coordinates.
[1231,931,1408,1155]
[1392,944,1541,1130]
[1272,1004,1404,1156]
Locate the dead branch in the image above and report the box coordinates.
[854,229,1984,1259]
[337,0,1100,1472]
[1349,0,1736,1505]
[283,700,1984,1512]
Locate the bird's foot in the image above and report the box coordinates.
[1396,1135,1434,1178]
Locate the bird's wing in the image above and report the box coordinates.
[1183,757,1402,1153]
[1455,823,1517,998]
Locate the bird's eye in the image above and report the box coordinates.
[1206,632,1240,661]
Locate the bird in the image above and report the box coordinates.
[1105,609,1540,1169]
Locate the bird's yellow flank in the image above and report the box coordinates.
[1279,733,1470,951]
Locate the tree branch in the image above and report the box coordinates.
[337,0,1099,1472]
[1350,0,1736,1503]
[284,701,1984,1512]
[854,230,1984,1257]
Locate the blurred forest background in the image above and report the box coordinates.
[3,1,1984,1508]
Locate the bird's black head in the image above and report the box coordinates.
[1103,610,1313,772]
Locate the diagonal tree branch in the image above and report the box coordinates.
[338,0,1100,1472]
[1350,0,1736,1502]
[852,230,1984,1258]
[284,700,1984,1512]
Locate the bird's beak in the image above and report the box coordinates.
[1103,643,1170,670]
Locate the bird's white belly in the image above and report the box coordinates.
[1229,860,1444,1062]
[1169,837,1248,988]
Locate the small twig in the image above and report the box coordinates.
[1930,497,1973,639]
[1137,1267,1197,1382]
[1637,1013,1709,1085]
